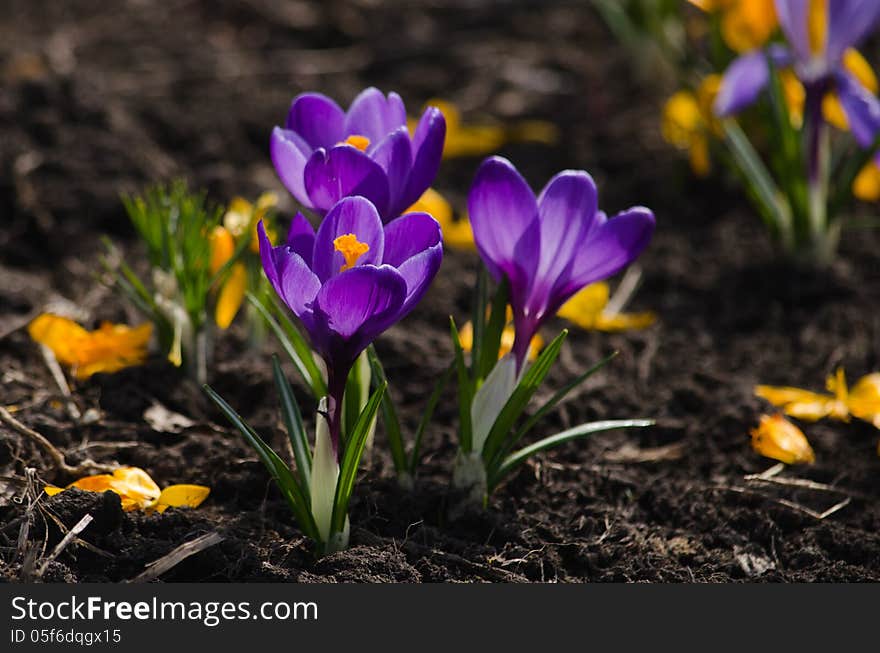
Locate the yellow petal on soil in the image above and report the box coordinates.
[593,311,658,333]
[847,373,880,428]
[750,413,815,464]
[754,382,848,422]
[29,314,152,380]
[215,262,247,329]
[153,484,210,513]
[458,321,541,362]
[557,283,610,329]
[43,486,64,496]
[853,162,880,201]
[209,225,236,275]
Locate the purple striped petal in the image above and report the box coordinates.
[369,127,413,219]
[552,207,655,311]
[382,212,443,314]
[257,221,320,328]
[400,106,446,211]
[285,212,315,261]
[467,156,539,283]
[304,145,390,217]
[826,0,880,63]
[526,171,598,315]
[285,93,346,149]
[312,265,407,365]
[835,71,880,147]
[715,51,771,116]
[344,88,407,143]
[271,127,314,208]
[775,0,812,62]
[312,196,385,283]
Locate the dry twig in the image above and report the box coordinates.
[129,532,225,583]
[36,513,93,578]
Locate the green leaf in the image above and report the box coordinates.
[247,291,327,398]
[272,355,311,494]
[331,381,387,535]
[367,347,408,475]
[507,350,618,454]
[343,350,371,443]
[478,278,509,381]
[409,362,454,475]
[469,267,488,380]
[721,119,792,245]
[450,317,474,452]
[481,330,568,469]
[490,419,655,489]
[203,384,320,541]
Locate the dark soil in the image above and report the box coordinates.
[2,0,880,583]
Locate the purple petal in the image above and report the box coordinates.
[835,71,880,147]
[553,207,655,311]
[826,0,880,63]
[312,196,385,283]
[271,127,314,208]
[467,156,539,283]
[285,212,316,261]
[258,221,320,327]
[312,265,407,365]
[304,146,390,217]
[526,171,598,314]
[285,93,346,149]
[369,127,413,219]
[715,51,771,116]
[382,212,443,314]
[400,106,446,211]
[775,0,812,62]
[344,88,407,143]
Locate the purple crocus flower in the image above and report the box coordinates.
[468,156,655,371]
[258,196,443,452]
[271,87,446,223]
[715,0,880,151]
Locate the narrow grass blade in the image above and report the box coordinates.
[490,419,654,489]
[450,317,474,452]
[478,279,509,381]
[481,329,568,468]
[203,384,319,541]
[331,381,386,535]
[409,362,454,475]
[247,291,327,398]
[367,347,408,475]
[272,355,311,494]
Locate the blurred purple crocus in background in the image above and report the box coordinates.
[271,87,446,222]
[467,156,655,372]
[258,196,442,454]
[715,0,880,176]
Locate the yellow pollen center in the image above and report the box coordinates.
[333,233,370,271]
[342,134,371,151]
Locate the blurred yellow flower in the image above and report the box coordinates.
[458,306,543,362]
[410,99,559,160]
[756,368,880,428]
[44,467,210,513]
[557,282,656,332]
[822,50,878,131]
[853,162,880,201]
[28,313,152,380]
[209,192,278,329]
[406,187,476,252]
[662,75,721,177]
[688,0,777,53]
[750,413,815,464]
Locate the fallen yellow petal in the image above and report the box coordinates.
[215,262,247,329]
[557,283,656,332]
[29,314,152,380]
[43,467,209,513]
[153,484,211,513]
[847,373,880,429]
[754,383,847,422]
[750,413,815,464]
